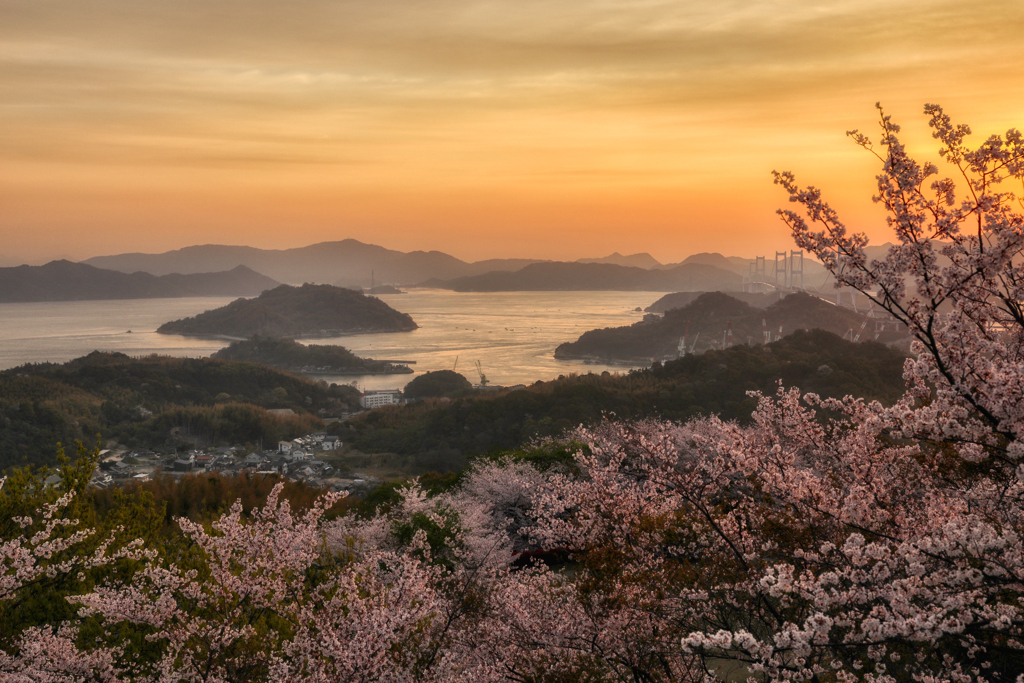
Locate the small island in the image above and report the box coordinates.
[365,284,405,295]
[157,283,418,338]
[212,336,413,375]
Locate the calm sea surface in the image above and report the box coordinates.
[0,290,667,390]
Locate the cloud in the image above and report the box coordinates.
[1,0,1023,259]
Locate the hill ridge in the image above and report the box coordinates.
[0,260,280,303]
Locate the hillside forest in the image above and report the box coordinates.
[0,329,906,475]
[212,336,413,375]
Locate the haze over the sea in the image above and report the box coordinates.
[3,0,1023,265]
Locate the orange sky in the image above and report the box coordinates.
[2,0,1024,265]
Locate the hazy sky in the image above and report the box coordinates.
[2,0,1023,264]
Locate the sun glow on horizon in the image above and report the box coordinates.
[2,0,1023,264]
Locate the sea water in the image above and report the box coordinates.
[0,290,667,389]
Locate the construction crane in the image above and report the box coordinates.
[474,360,489,386]
[453,355,459,372]
[853,319,869,343]
[678,323,689,357]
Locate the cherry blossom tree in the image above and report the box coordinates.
[68,484,347,682]
[486,105,1024,682]
[0,477,146,682]
[4,104,1024,683]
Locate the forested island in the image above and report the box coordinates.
[157,283,418,338]
[212,336,413,375]
[555,291,905,362]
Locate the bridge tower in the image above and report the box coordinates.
[775,252,788,289]
[789,250,804,290]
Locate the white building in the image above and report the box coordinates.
[359,389,403,409]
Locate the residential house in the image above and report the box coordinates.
[173,455,195,473]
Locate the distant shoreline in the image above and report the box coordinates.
[156,330,415,341]
[301,367,414,377]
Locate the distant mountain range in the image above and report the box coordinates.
[675,252,751,275]
[428,261,743,292]
[12,239,937,296]
[80,239,850,290]
[576,252,663,269]
[157,283,418,338]
[84,240,548,288]
[0,260,280,303]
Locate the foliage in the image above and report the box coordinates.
[0,440,163,649]
[342,329,908,471]
[0,353,361,470]
[90,472,352,535]
[116,402,323,450]
[403,370,473,399]
[212,335,412,374]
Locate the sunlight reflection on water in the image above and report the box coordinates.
[0,290,667,388]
